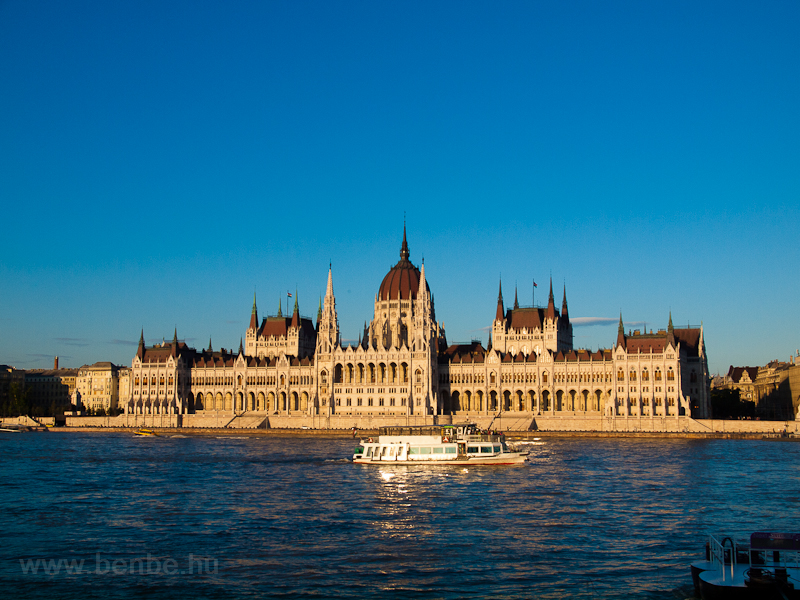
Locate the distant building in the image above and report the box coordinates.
[717,366,759,403]
[24,368,78,413]
[715,354,800,420]
[0,365,25,412]
[75,362,120,413]
[126,228,712,420]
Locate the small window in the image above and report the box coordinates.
[366,448,374,457]
[409,447,419,455]
[480,446,493,453]
[467,446,479,453]
[445,447,457,454]
[420,447,432,455]
[493,445,501,452]
[432,447,444,454]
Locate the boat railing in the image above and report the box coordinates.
[461,434,504,442]
[707,535,738,582]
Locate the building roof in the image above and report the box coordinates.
[506,307,546,330]
[727,366,759,383]
[378,227,430,301]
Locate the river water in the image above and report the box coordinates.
[1,432,798,599]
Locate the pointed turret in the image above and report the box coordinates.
[207,337,213,353]
[277,297,282,317]
[172,327,178,345]
[488,331,493,351]
[616,313,626,348]
[326,263,334,297]
[291,290,300,327]
[400,223,410,261]
[317,296,322,325]
[545,277,557,320]
[667,311,675,345]
[249,292,258,330]
[561,284,569,322]
[495,279,505,322]
[136,329,145,359]
[514,285,519,310]
[238,338,244,356]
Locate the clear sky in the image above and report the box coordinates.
[1,0,798,375]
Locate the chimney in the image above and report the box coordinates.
[54,356,59,370]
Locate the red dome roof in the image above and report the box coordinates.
[377,228,429,301]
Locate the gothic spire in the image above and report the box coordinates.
[546,277,556,320]
[208,337,213,353]
[172,327,178,345]
[616,312,626,348]
[495,279,505,321]
[326,264,334,298]
[238,337,244,356]
[561,284,569,321]
[249,292,258,330]
[667,311,675,346]
[514,285,519,310]
[400,223,410,261]
[317,296,322,324]
[136,329,145,359]
[291,290,300,327]
[277,297,282,317]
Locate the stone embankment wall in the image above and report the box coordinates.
[52,412,799,436]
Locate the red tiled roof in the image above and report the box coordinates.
[507,307,545,330]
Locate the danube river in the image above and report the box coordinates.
[1,432,798,599]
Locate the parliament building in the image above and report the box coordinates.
[126,228,711,422]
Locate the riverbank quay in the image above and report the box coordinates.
[42,426,799,441]
[7,413,797,439]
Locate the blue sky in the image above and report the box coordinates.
[1,0,798,375]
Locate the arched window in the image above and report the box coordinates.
[415,369,422,384]
[667,369,675,381]
[655,369,662,381]
[629,370,636,381]
[641,369,649,382]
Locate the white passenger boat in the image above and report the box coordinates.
[352,423,528,465]
[691,532,800,600]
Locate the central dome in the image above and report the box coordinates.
[378,228,429,301]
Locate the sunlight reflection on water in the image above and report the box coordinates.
[1,433,799,599]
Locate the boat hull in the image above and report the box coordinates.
[354,453,528,465]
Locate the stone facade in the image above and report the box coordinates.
[125,228,713,421]
[75,362,120,413]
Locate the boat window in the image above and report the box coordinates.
[445,447,457,454]
[467,446,479,453]
[432,447,444,454]
[366,448,373,457]
[493,445,501,452]
[420,447,432,455]
[354,446,364,456]
[480,446,493,453]
[389,447,396,457]
[408,447,419,455]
